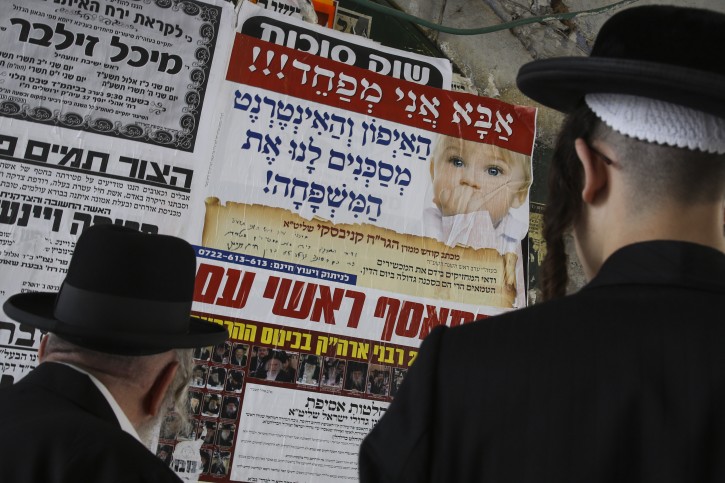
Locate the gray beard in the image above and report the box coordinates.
[138,350,194,450]
[138,414,164,449]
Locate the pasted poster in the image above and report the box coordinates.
[237,2,452,89]
[0,0,235,383]
[175,3,536,480]
[334,6,372,38]
[0,2,537,481]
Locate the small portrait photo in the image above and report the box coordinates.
[206,366,227,391]
[187,390,203,416]
[249,346,272,374]
[230,343,249,366]
[193,345,211,361]
[211,342,231,364]
[159,412,183,440]
[202,393,221,417]
[296,354,322,386]
[190,364,208,388]
[344,361,368,393]
[251,350,298,383]
[156,443,174,466]
[216,423,236,448]
[321,357,346,390]
[210,450,231,477]
[390,368,408,398]
[367,364,391,397]
[225,369,244,393]
[220,396,240,421]
[201,421,217,446]
[199,449,212,474]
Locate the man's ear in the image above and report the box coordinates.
[574,138,609,204]
[145,360,179,417]
[38,333,50,362]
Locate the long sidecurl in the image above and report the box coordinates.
[540,104,599,301]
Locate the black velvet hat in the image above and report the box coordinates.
[269,350,288,363]
[3,224,228,355]
[516,5,725,117]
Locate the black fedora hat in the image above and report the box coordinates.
[3,224,228,355]
[516,5,725,117]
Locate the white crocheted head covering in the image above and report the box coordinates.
[585,93,725,154]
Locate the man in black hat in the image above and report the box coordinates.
[344,361,368,392]
[0,224,228,482]
[253,350,295,382]
[359,5,725,482]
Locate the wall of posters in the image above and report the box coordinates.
[0,0,235,384]
[0,1,536,482]
[174,3,535,481]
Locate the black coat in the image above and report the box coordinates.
[360,241,725,483]
[0,362,182,483]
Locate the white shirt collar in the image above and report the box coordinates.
[55,362,143,444]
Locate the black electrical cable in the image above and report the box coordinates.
[345,0,639,35]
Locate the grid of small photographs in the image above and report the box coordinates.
[156,341,247,478]
[156,340,409,476]
[246,346,408,400]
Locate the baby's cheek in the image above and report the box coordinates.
[434,188,452,206]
